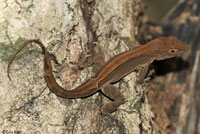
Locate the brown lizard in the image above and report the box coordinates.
[7,36,189,116]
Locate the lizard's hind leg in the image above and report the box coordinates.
[101,84,125,117]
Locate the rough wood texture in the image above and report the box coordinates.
[138,0,200,133]
[0,0,155,133]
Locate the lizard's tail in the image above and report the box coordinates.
[7,40,99,99]
[7,40,46,81]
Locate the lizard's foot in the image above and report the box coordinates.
[100,107,114,118]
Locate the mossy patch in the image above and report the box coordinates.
[0,38,38,62]
[133,95,145,111]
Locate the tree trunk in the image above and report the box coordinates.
[0,0,155,133]
[138,0,200,133]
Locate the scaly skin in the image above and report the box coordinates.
[7,36,189,116]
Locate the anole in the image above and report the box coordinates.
[7,36,189,116]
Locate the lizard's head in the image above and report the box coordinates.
[153,36,189,60]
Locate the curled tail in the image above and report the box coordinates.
[7,40,46,81]
[7,40,99,99]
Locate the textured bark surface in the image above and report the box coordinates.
[138,0,200,134]
[0,0,154,133]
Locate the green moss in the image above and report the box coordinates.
[0,38,35,62]
[133,95,145,111]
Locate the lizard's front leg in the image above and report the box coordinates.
[71,51,104,72]
[101,84,125,116]
[137,66,149,84]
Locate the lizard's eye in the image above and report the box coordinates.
[168,49,177,54]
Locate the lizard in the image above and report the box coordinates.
[7,36,189,116]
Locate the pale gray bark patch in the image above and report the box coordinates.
[0,0,154,133]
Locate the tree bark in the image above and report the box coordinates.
[138,0,200,133]
[0,0,155,133]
